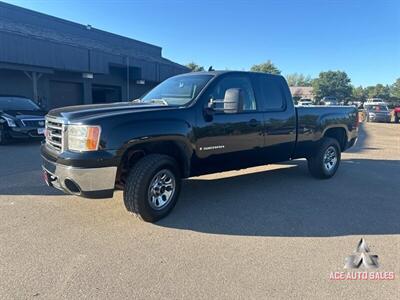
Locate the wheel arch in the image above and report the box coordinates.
[116,138,193,187]
[322,126,348,151]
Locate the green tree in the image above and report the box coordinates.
[366,84,391,99]
[365,86,375,99]
[286,73,313,86]
[185,62,205,72]
[250,60,281,75]
[352,85,367,102]
[312,70,352,100]
[391,78,400,98]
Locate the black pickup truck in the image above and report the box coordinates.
[41,71,358,222]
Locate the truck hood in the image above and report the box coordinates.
[48,102,174,121]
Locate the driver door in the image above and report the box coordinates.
[193,73,265,175]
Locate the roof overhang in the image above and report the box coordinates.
[0,62,54,73]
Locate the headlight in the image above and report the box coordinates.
[2,116,17,127]
[67,125,101,152]
[369,112,376,117]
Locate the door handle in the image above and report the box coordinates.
[248,119,259,127]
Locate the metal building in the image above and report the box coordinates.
[0,2,189,110]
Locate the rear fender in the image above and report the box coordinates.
[317,113,351,143]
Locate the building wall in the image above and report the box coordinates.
[0,69,35,99]
[0,2,162,58]
[0,67,160,110]
[0,2,188,110]
[289,86,314,100]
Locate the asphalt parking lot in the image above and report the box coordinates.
[0,123,399,299]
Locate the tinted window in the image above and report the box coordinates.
[258,76,285,110]
[206,75,257,111]
[0,97,40,111]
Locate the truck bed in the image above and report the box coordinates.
[293,105,358,157]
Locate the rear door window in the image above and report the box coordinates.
[257,76,286,111]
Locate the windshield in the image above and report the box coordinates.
[141,75,213,106]
[0,96,40,111]
[366,105,388,111]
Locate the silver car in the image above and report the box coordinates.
[365,104,391,123]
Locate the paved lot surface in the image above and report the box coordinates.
[0,123,399,299]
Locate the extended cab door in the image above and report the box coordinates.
[193,73,265,174]
[251,74,297,163]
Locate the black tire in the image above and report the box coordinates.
[123,154,181,222]
[307,137,341,179]
[0,126,10,145]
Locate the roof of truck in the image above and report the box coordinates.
[175,70,284,78]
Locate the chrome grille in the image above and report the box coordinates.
[45,116,65,152]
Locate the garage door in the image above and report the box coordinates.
[49,81,83,109]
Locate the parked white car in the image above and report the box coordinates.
[298,100,313,106]
[366,98,387,105]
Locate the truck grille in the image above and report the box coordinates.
[45,117,65,152]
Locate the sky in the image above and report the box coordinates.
[4,0,400,86]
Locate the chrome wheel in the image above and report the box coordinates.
[148,169,176,210]
[323,146,337,172]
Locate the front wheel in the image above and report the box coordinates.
[307,137,341,179]
[123,154,181,222]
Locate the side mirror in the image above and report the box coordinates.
[223,88,243,114]
[207,88,243,114]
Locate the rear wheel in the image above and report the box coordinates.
[307,137,341,179]
[123,154,181,222]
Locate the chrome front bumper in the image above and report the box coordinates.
[42,156,117,198]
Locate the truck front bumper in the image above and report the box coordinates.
[42,156,117,199]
